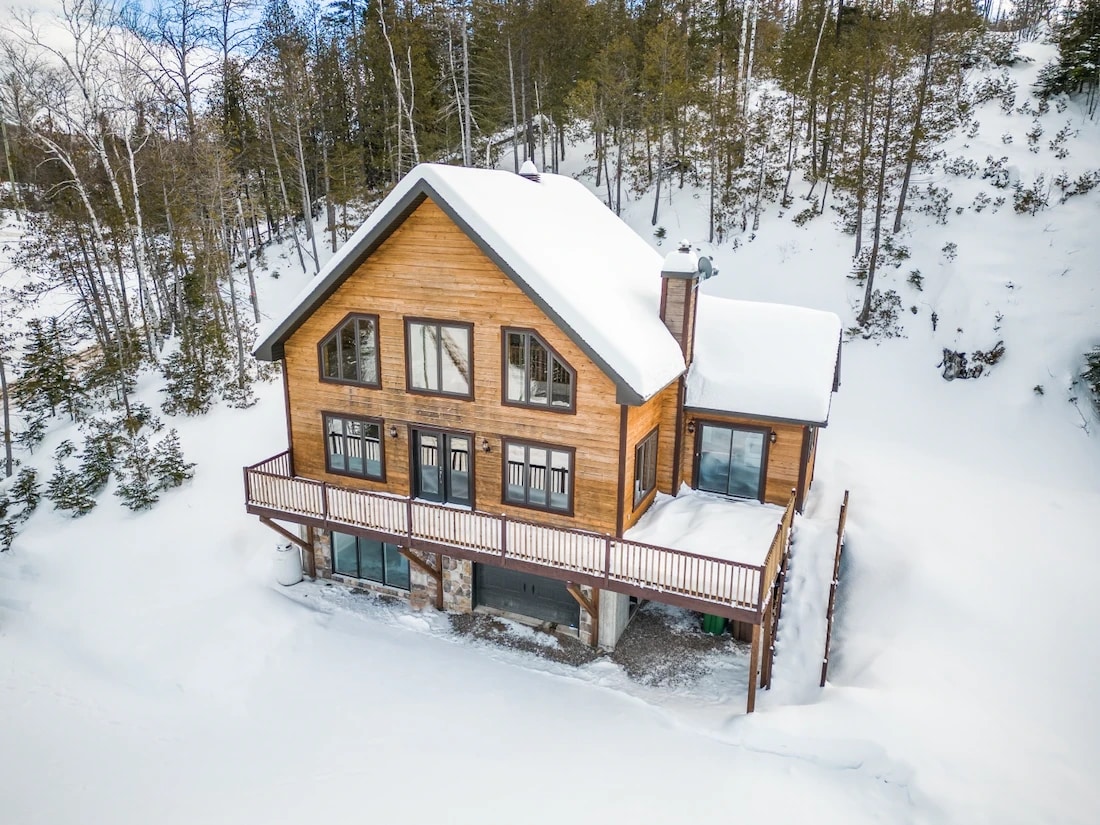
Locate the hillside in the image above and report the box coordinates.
[1,39,1098,825]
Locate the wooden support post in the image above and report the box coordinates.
[566,583,599,647]
[746,621,762,714]
[259,516,310,550]
[302,526,317,578]
[760,601,773,689]
[435,554,444,611]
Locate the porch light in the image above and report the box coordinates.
[388,425,399,439]
[687,420,695,434]
[480,438,491,453]
[770,431,777,444]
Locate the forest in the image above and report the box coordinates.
[0,0,1095,529]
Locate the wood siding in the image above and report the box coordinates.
[621,381,679,532]
[680,412,810,508]
[282,199,624,535]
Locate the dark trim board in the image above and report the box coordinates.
[253,179,686,406]
[684,406,829,429]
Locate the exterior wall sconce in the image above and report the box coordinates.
[686,420,695,434]
[388,425,399,439]
[480,438,491,453]
[770,431,777,444]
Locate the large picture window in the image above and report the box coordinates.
[503,440,573,514]
[503,329,574,410]
[406,319,472,397]
[331,532,410,590]
[696,423,767,500]
[319,315,379,386]
[633,427,658,507]
[324,414,384,479]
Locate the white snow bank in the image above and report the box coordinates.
[626,487,786,568]
[688,296,841,423]
[257,163,686,401]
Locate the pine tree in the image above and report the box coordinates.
[115,435,159,511]
[46,458,96,517]
[152,429,196,491]
[10,467,40,521]
[78,428,117,496]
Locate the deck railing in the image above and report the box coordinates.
[244,451,795,617]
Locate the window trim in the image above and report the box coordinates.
[403,317,475,400]
[691,420,770,503]
[633,426,659,509]
[500,437,576,517]
[500,326,577,414]
[322,411,387,482]
[329,531,410,591]
[317,312,381,388]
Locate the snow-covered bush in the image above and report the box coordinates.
[152,430,195,491]
[982,155,1011,188]
[1081,347,1100,418]
[1013,176,1049,215]
[944,156,978,177]
[1026,121,1043,153]
[1055,169,1100,202]
[972,192,992,212]
[917,183,953,224]
[848,290,903,340]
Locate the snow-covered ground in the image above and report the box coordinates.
[1,39,1098,825]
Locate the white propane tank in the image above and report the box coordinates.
[273,542,303,586]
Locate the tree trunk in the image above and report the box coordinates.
[859,70,897,327]
[893,0,940,233]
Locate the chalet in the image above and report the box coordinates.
[245,162,841,711]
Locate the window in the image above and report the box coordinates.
[696,423,766,500]
[503,329,575,410]
[324,414,384,479]
[320,315,379,386]
[503,440,573,513]
[406,319,472,397]
[331,532,410,590]
[633,427,658,507]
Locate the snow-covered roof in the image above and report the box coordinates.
[254,163,686,404]
[687,296,842,425]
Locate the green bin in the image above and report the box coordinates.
[702,613,728,635]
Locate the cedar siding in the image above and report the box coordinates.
[621,381,679,532]
[282,198,623,535]
[680,412,815,509]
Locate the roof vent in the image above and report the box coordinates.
[519,159,540,182]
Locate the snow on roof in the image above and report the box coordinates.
[255,163,686,403]
[625,487,785,569]
[687,295,841,425]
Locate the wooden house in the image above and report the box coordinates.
[245,162,841,711]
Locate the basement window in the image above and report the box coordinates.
[331,532,409,590]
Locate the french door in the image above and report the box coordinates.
[413,429,472,507]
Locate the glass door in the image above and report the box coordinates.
[697,423,766,500]
[413,429,472,507]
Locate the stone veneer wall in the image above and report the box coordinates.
[442,557,473,612]
[577,585,597,647]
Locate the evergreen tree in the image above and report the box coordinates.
[10,467,40,521]
[152,429,196,491]
[1037,0,1100,115]
[46,457,96,517]
[115,435,159,511]
[13,318,83,421]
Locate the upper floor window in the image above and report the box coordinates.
[406,319,473,398]
[324,413,384,480]
[503,440,574,514]
[320,314,379,386]
[633,427,658,507]
[503,329,575,411]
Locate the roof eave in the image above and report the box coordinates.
[683,405,830,428]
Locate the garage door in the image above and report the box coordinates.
[474,564,581,628]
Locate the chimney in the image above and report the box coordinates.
[659,239,701,365]
[519,160,541,183]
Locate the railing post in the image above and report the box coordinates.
[500,513,508,561]
[320,481,328,523]
[603,536,611,585]
[406,498,414,545]
[243,466,251,504]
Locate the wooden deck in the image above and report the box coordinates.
[244,451,794,624]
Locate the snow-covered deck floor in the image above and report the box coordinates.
[626,488,787,570]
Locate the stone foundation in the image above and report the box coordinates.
[577,585,597,647]
[442,557,473,612]
[307,527,437,608]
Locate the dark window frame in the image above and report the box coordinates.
[317,312,381,388]
[500,437,576,516]
[691,420,771,503]
[633,426,659,509]
[403,317,475,400]
[500,327,577,414]
[329,531,410,590]
[322,412,387,481]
